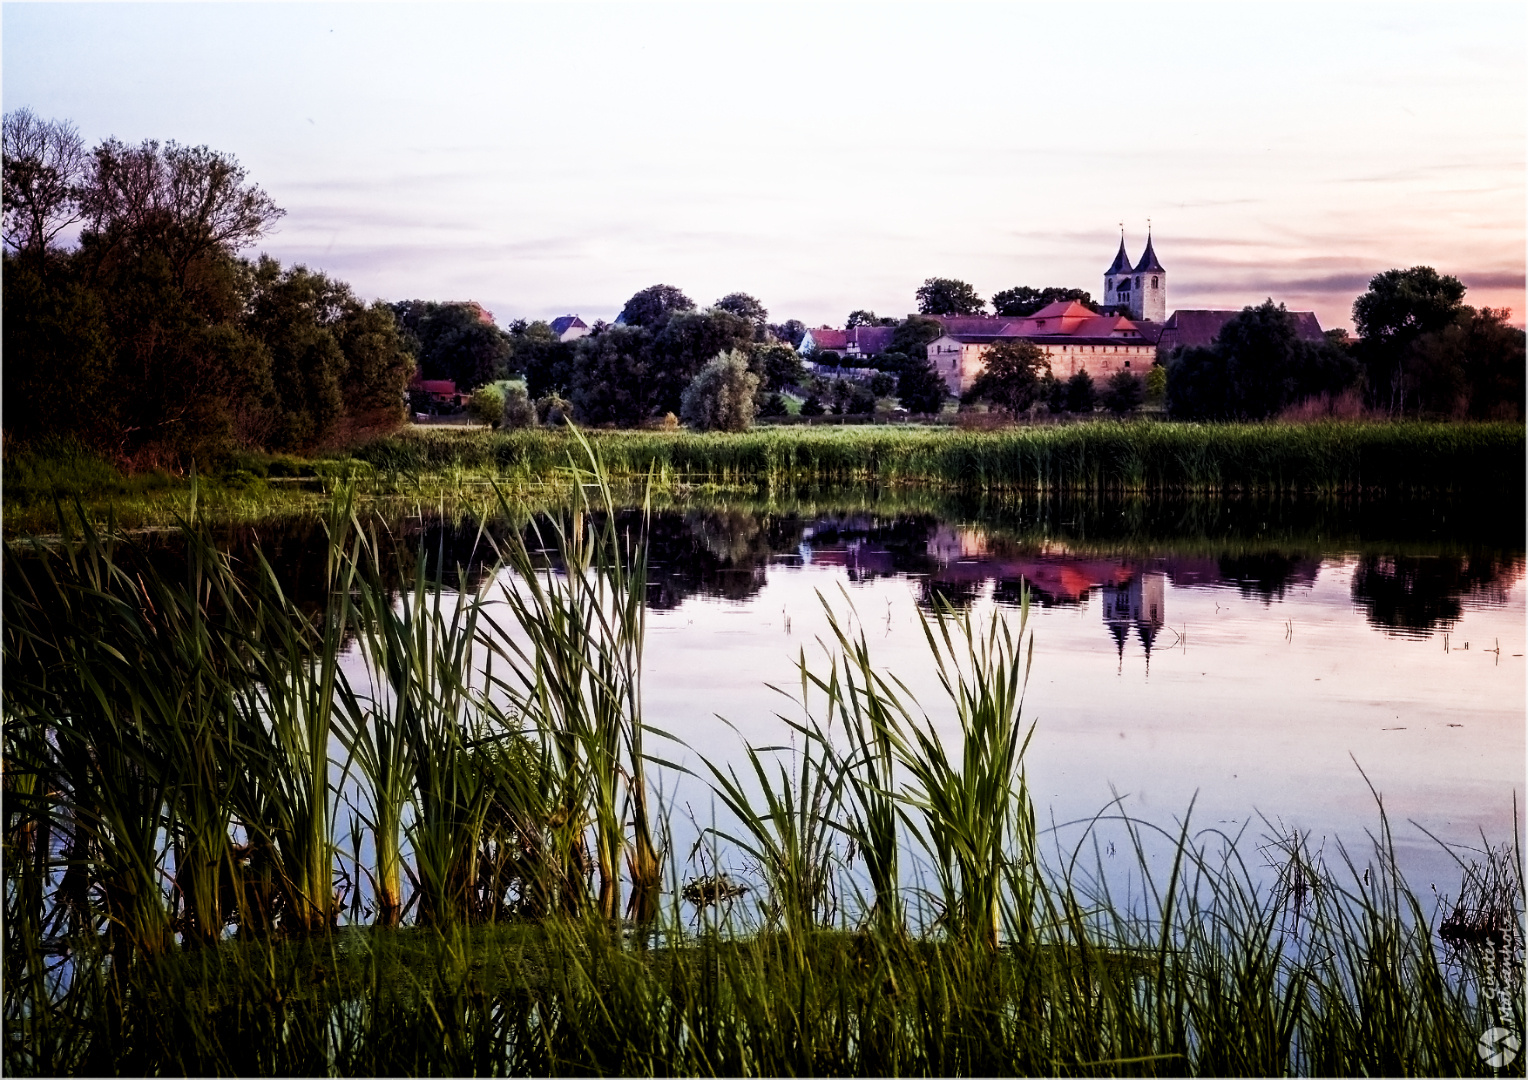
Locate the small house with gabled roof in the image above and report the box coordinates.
[549,315,590,342]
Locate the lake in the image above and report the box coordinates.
[213,489,1525,901]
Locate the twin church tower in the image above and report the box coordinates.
[1103,231,1166,323]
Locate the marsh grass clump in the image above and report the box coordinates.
[3,443,1522,1076]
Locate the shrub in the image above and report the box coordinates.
[1102,371,1145,415]
[679,349,760,432]
[469,383,507,427]
[501,385,536,429]
[536,394,574,427]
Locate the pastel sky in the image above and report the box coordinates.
[4,2,1524,332]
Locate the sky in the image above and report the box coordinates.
[4,2,1525,332]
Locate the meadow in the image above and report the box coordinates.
[3,441,1522,1076]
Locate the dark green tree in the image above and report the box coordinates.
[750,341,805,391]
[1410,306,1525,419]
[915,277,985,316]
[1352,266,1467,415]
[516,319,577,400]
[618,283,694,328]
[991,286,1095,317]
[390,300,513,392]
[568,324,660,426]
[968,340,1049,414]
[1064,370,1096,413]
[2,252,116,441]
[846,309,896,328]
[897,355,948,414]
[1101,371,1145,415]
[889,315,945,364]
[768,318,806,348]
[714,292,768,337]
[1039,371,1064,413]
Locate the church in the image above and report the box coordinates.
[923,231,1328,396]
[1103,232,1167,322]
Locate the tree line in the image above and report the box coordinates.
[7,106,1516,458]
[3,110,415,463]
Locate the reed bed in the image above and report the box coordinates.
[7,421,1521,537]
[351,420,1525,497]
[3,441,1522,1076]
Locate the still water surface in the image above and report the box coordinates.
[224,493,1525,895]
[504,497,1524,894]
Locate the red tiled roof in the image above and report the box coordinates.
[806,327,849,351]
[415,379,457,395]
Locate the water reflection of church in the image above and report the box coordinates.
[1100,573,1166,670]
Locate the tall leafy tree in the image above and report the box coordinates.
[390,300,513,391]
[1352,267,1469,415]
[713,292,769,337]
[680,349,760,432]
[767,318,806,348]
[77,137,284,288]
[915,277,985,316]
[897,355,947,414]
[569,324,660,426]
[1410,306,1525,419]
[750,341,805,391]
[846,309,896,328]
[618,283,694,328]
[2,113,410,459]
[967,339,1049,413]
[991,286,1094,317]
[890,315,945,361]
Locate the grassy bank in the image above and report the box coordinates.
[4,420,1522,535]
[5,447,1522,1075]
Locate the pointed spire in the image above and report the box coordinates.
[1134,229,1165,274]
[1106,231,1133,275]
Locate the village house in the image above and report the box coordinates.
[549,315,590,342]
[799,324,897,360]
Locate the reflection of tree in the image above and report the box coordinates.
[992,577,1083,609]
[1216,553,1320,602]
[918,578,982,612]
[1350,554,1521,637]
